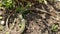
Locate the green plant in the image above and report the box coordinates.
[15,6,27,13]
[16,1,31,12]
[15,1,31,17]
[2,0,15,9]
[51,24,58,32]
[0,3,2,7]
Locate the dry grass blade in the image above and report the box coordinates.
[5,15,10,30]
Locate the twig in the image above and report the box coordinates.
[6,15,10,30]
[27,8,51,14]
[42,19,52,34]
[9,18,16,30]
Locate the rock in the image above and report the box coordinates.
[0,20,5,25]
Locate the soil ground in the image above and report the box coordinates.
[0,0,60,34]
[22,1,60,34]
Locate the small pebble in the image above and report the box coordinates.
[0,20,5,25]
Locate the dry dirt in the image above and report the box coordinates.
[22,1,60,34]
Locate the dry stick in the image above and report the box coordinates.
[28,8,51,14]
[3,15,11,34]
[7,18,16,34]
[46,4,60,15]
[5,15,16,33]
[46,4,60,21]
[6,15,10,30]
[33,6,59,34]
[42,19,52,34]
[28,7,60,17]
[9,18,16,31]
